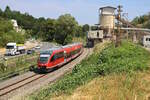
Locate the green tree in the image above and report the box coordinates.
[74,26,84,37]
[0,8,3,16]
[4,6,12,19]
[43,19,56,41]
[0,6,86,44]
[0,18,25,47]
[132,13,150,28]
[132,17,139,26]
[144,20,150,29]
[55,14,78,45]
[0,18,13,33]
[82,24,89,32]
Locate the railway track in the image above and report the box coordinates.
[0,73,46,97]
[0,48,92,99]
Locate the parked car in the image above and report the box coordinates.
[27,49,35,54]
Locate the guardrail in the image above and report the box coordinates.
[0,53,38,82]
[0,64,36,82]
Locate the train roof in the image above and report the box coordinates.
[40,43,82,53]
[40,46,62,54]
[7,43,16,46]
[50,46,62,51]
[62,43,81,48]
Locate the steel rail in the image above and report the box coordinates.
[0,74,46,97]
[0,74,37,91]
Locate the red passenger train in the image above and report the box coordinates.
[37,43,83,72]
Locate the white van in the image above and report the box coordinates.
[5,43,25,56]
[142,35,150,47]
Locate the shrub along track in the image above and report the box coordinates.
[0,48,92,100]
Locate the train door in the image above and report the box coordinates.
[64,50,67,63]
[52,51,64,66]
[50,54,57,67]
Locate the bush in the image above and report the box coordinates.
[0,63,6,72]
[0,31,25,47]
[99,41,150,74]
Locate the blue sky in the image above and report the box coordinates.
[0,0,150,25]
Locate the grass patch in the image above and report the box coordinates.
[28,41,150,100]
[52,72,150,100]
[99,41,150,74]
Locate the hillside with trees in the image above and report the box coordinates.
[0,6,89,46]
[132,12,150,28]
[0,17,25,47]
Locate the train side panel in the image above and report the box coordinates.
[47,50,65,69]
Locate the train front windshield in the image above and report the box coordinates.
[39,56,49,63]
[39,50,52,63]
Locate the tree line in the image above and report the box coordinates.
[0,6,90,45]
[0,17,25,47]
[131,12,150,28]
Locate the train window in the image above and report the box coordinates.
[51,52,64,62]
[67,52,71,58]
[149,38,150,41]
[60,52,64,58]
[40,57,49,63]
[97,32,99,37]
[146,38,149,41]
[76,49,79,53]
[64,51,67,58]
[70,51,73,56]
[72,50,76,55]
[55,52,64,59]
[56,53,59,59]
[68,47,81,58]
[51,55,56,61]
[75,48,80,54]
[71,48,80,56]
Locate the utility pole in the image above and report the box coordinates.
[122,13,129,40]
[116,5,123,47]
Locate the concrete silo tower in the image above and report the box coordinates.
[99,6,116,38]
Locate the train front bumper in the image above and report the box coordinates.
[38,63,47,70]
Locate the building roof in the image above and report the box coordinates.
[100,6,117,10]
[62,43,80,48]
[7,43,16,46]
